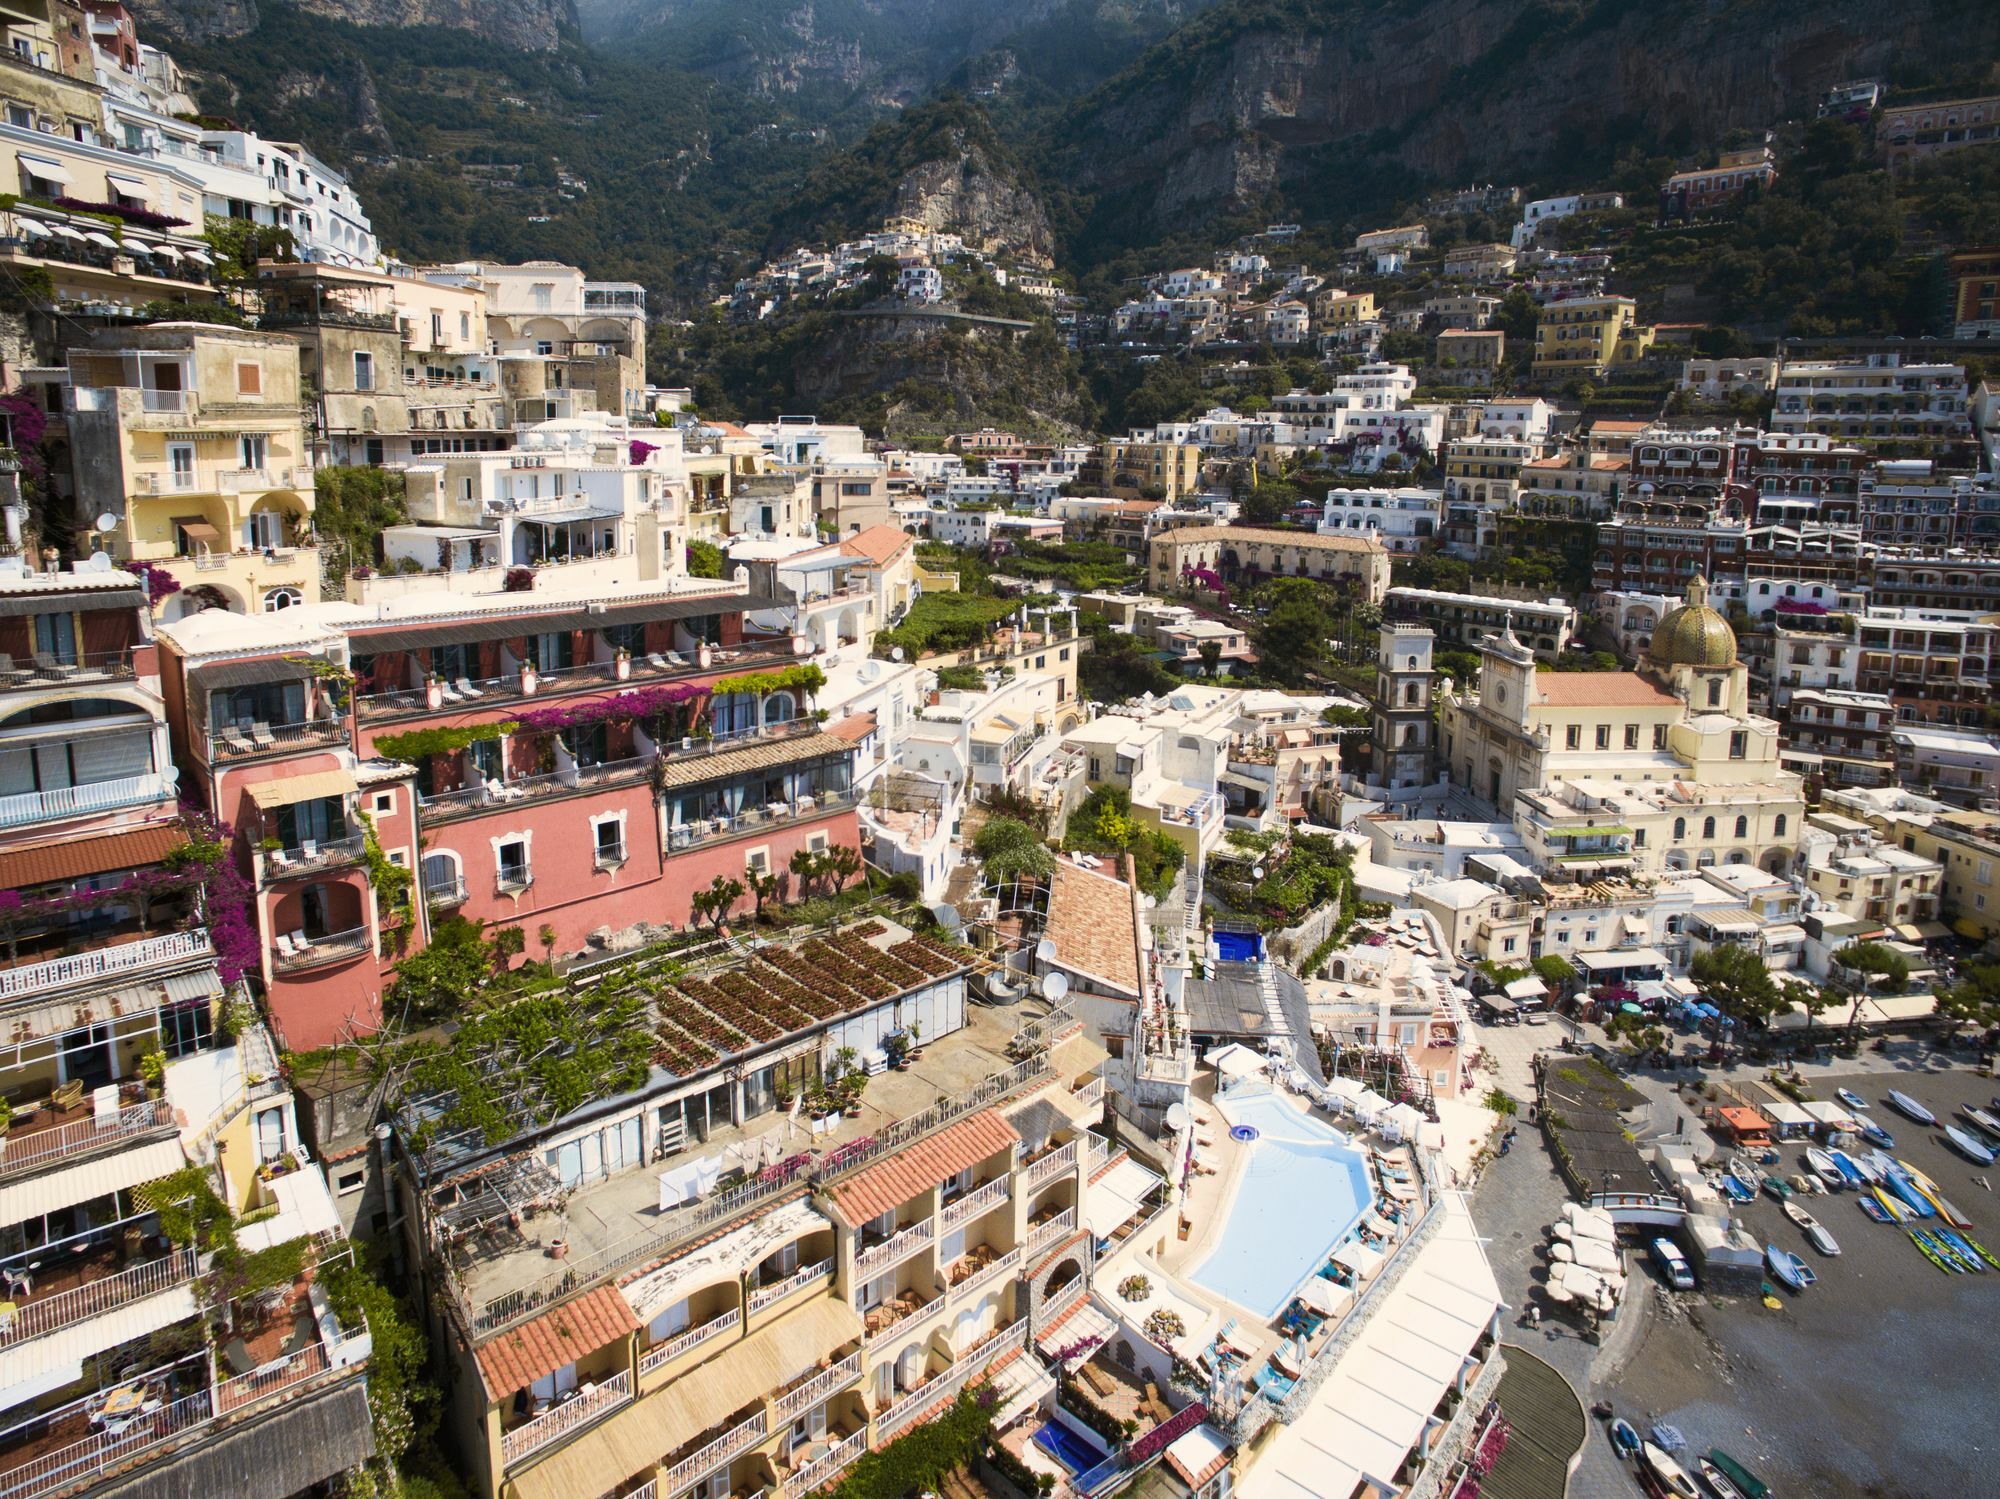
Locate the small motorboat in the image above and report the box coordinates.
[1610,1417,1642,1459]
[1835,1087,1869,1111]
[1696,1456,1748,1499]
[1718,1173,1757,1203]
[1944,1124,1998,1167]
[1827,1148,1876,1187]
[1804,1146,1846,1191]
[1760,1175,1793,1202]
[1959,1105,2000,1142]
[1706,1448,1772,1499]
[1765,1242,1815,1290]
[1783,1200,1841,1256]
[1858,1195,1891,1223]
[1729,1151,1765,1184]
[1859,1118,1897,1150]
[1640,1440,1701,1499]
[1886,1090,1936,1125]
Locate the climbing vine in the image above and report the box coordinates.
[710,663,827,699]
[358,811,413,932]
[374,722,516,764]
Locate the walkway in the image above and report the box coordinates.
[1482,1347,1587,1499]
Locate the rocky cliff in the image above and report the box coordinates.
[1047,0,2000,253]
[130,0,578,50]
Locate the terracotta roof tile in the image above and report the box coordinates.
[653,730,847,792]
[838,525,915,568]
[1045,860,1144,997]
[0,821,185,889]
[1532,671,1678,708]
[475,1285,638,1399]
[826,1110,1019,1224]
[827,711,877,743]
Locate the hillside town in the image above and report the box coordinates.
[0,4,1998,1499]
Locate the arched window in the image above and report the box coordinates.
[1734,815,1748,838]
[262,587,303,612]
[421,850,462,903]
[1403,682,1419,705]
[1673,817,1686,841]
[1702,816,1716,839]
[763,691,797,726]
[1774,814,1787,837]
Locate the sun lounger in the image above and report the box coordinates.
[455,677,483,699]
[250,722,276,747]
[438,682,462,703]
[289,929,309,952]
[275,934,298,958]
[647,653,671,671]
[223,726,256,754]
[665,650,689,667]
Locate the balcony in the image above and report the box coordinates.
[1027,1208,1078,1259]
[424,876,467,908]
[770,1349,862,1425]
[0,650,137,690]
[209,718,350,762]
[874,1320,1027,1442]
[501,1370,632,1468]
[640,1308,739,1377]
[747,1257,832,1316]
[787,1428,865,1496]
[272,926,372,973]
[217,466,313,494]
[854,1219,932,1280]
[669,789,856,853]
[0,929,210,1002]
[0,1097,175,1182]
[861,1285,941,1348]
[0,1248,196,1349]
[939,1176,1010,1233]
[139,389,184,413]
[354,642,796,723]
[0,772,172,830]
[1023,1141,1077,1190]
[261,832,366,882]
[661,1409,765,1495]
[945,1245,1021,1303]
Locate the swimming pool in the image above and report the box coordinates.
[1187,1088,1374,1320]
[1214,931,1264,963]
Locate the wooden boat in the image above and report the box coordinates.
[1943,1125,1996,1167]
[1911,1228,1957,1273]
[1886,1090,1936,1125]
[1782,1200,1840,1256]
[1857,1195,1891,1223]
[1760,1175,1793,1202]
[1706,1448,1772,1499]
[1803,1146,1846,1191]
[1610,1417,1642,1459]
[1729,1151,1765,1184]
[1640,1440,1701,1499]
[1765,1242,1814,1290]
[1959,1105,2000,1141]
[1835,1087,1869,1111]
[1696,1456,1748,1499]
[1859,1118,1896,1150]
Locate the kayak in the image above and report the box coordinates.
[1872,1184,1914,1222]
[1911,1228,1958,1273]
[1857,1196,1891,1223]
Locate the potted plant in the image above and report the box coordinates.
[883,1030,910,1070]
[137,1050,167,1099]
[904,1020,923,1061]
[0,1096,11,1139]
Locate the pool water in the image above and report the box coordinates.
[1188,1089,1374,1320]
[1214,931,1264,963]
[1034,1419,1105,1474]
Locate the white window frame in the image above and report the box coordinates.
[589,810,627,868]
[372,791,395,816]
[492,830,533,891]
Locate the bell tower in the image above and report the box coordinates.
[1373,622,1436,789]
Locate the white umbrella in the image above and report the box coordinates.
[1542,1277,1575,1304]
[1565,1238,1623,1275]
[1207,1043,1266,1079]
[1353,1088,1391,1119]
[1384,1102,1426,1136]
[1296,1275,1351,1317]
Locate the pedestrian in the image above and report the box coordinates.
[1528,1303,1543,1329]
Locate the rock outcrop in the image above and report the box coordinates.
[128,0,578,51]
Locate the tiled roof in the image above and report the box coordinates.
[1532,671,1678,708]
[475,1285,638,1399]
[1045,859,1144,997]
[0,821,185,889]
[654,730,846,792]
[827,711,877,743]
[1156,526,1386,555]
[838,525,915,568]
[826,1110,1019,1224]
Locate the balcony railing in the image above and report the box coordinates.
[0,1248,195,1347]
[748,1257,832,1315]
[0,929,210,1001]
[272,927,372,972]
[419,756,652,825]
[0,650,137,689]
[0,1098,174,1181]
[1072,1077,1106,1108]
[1027,1208,1078,1259]
[209,718,350,762]
[946,1247,1021,1303]
[788,1427,865,1496]
[874,1319,1028,1442]
[854,1219,932,1279]
[424,876,467,907]
[939,1176,1010,1233]
[771,1349,862,1425]
[662,1409,765,1495]
[261,832,366,881]
[0,772,171,830]
[140,389,184,413]
[1024,1141,1077,1190]
[218,466,314,493]
[669,789,856,853]
[501,1370,632,1467]
[640,1307,738,1376]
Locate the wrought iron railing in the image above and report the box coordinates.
[771,1349,861,1424]
[640,1308,738,1376]
[0,1098,175,1180]
[0,1249,195,1346]
[500,1370,632,1467]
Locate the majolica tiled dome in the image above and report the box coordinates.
[1647,575,1737,670]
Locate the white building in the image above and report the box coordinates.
[1772,354,1970,447]
[1319,487,1442,552]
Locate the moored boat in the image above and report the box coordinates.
[1803,1146,1846,1191]
[1858,1195,1891,1223]
[1858,1118,1896,1150]
[1886,1090,1936,1125]
[1765,1242,1813,1290]
[1760,1175,1793,1202]
[1960,1104,2000,1141]
[1827,1148,1875,1187]
[1696,1456,1748,1499]
[1610,1417,1641,1459]
[1706,1447,1771,1499]
[1640,1440,1701,1499]
[1783,1200,1840,1256]
[1894,1158,1973,1228]
[1871,1184,1914,1223]
[1835,1087,1869,1111]
[1943,1124,1997,1167]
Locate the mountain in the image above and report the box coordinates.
[1042,0,2000,262]
[129,0,579,50]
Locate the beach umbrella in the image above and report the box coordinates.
[1620,1002,1645,1016]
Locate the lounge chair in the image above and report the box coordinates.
[250,722,276,747]
[275,934,298,958]
[665,650,689,667]
[438,682,462,703]
[455,677,483,699]
[222,1338,255,1376]
[288,929,309,952]
[646,653,671,671]
[0,653,19,684]
[299,839,318,860]
[222,726,256,755]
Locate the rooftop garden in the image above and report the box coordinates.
[873,592,1019,658]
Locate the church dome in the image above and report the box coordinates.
[1647,575,1737,670]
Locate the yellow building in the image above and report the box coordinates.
[1315,289,1378,326]
[1102,439,1203,503]
[1532,295,1656,377]
[67,324,321,618]
[1149,524,1391,603]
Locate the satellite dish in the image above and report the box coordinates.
[859,660,882,683]
[1034,938,1058,965]
[1165,1103,1191,1132]
[927,901,963,933]
[95,513,117,533]
[1040,971,1069,1003]
[891,646,905,662]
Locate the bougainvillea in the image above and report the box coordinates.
[510,681,706,735]
[124,560,183,606]
[628,440,659,465]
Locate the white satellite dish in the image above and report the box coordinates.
[891,647,905,662]
[1034,937,1058,965]
[1040,971,1069,1002]
[1164,1103,1191,1132]
[95,512,117,533]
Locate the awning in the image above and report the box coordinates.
[181,246,213,265]
[0,965,220,1051]
[82,231,119,251]
[104,172,151,198]
[7,1274,198,1390]
[654,730,845,794]
[1083,1158,1161,1239]
[1206,1042,1266,1079]
[508,1297,862,1499]
[235,1167,342,1251]
[1478,994,1516,1015]
[12,218,48,238]
[17,153,71,185]
[1897,920,1953,942]
[0,587,144,616]
[192,655,320,690]
[174,519,222,545]
[140,242,181,262]
[1575,947,1669,971]
[0,1136,187,1225]
[0,822,188,890]
[519,506,625,526]
[1502,977,1547,1001]
[244,768,358,810]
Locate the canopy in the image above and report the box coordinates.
[1296,1275,1352,1317]
[1503,976,1548,1000]
[245,767,359,810]
[1619,1002,1645,1016]
[1084,1158,1160,1239]
[1417,1121,1447,1152]
[1332,1239,1385,1279]
[1382,1102,1425,1139]
[1561,1202,1615,1231]
[1207,1042,1266,1079]
[1351,1088,1391,1119]
[1557,1237,1622,1275]
[1577,947,1669,972]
